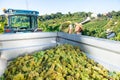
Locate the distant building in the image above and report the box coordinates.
[103,13,107,16]
[91,13,98,19]
[103,12,112,19]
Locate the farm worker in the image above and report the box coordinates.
[74,23,83,34]
[68,24,73,34]
[106,29,116,39]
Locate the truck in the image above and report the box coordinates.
[1,8,41,33]
[0,9,120,79]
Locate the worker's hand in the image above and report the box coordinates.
[75,25,82,32]
[68,28,73,34]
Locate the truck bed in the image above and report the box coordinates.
[0,32,120,76]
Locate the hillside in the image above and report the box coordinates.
[38,11,120,41]
[0,11,120,41]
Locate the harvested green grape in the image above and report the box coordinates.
[1,44,120,80]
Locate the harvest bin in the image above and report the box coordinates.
[0,32,120,76]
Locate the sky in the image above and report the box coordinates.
[0,0,120,15]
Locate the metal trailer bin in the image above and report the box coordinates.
[0,32,120,76]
